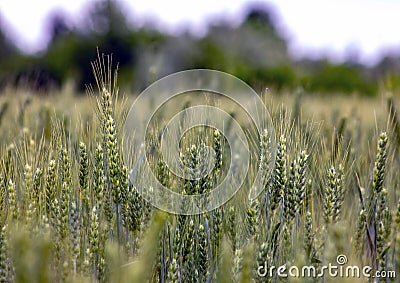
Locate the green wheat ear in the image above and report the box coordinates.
[304,210,314,260]
[323,166,336,224]
[69,200,80,275]
[332,163,345,223]
[93,143,105,208]
[106,114,121,205]
[24,163,32,194]
[259,129,271,182]
[167,226,181,283]
[270,135,286,212]
[79,142,90,210]
[284,158,296,222]
[294,150,309,216]
[354,209,366,253]
[31,167,42,217]
[246,198,259,240]
[7,180,18,223]
[25,164,37,226]
[232,248,243,281]
[227,205,237,253]
[210,207,223,261]
[59,181,69,240]
[197,220,210,282]
[59,146,72,188]
[88,206,100,279]
[256,241,268,276]
[0,225,10,282]
[372,132,388,197]
[45,159,56,217]
[213,128,223,173]
[377,221,386,272]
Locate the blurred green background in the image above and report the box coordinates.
[1,0,400,95]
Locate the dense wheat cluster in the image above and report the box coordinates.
[0,55,399,283]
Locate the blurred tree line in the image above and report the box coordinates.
[0,0,400,95]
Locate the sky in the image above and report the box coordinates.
[0,0,400,65]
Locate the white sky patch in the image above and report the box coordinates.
[0,0,399,64]
[273,0,400,64]
[0,0,85,52]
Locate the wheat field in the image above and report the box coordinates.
[0,55,399,283]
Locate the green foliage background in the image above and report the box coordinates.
[0,0,400,95]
